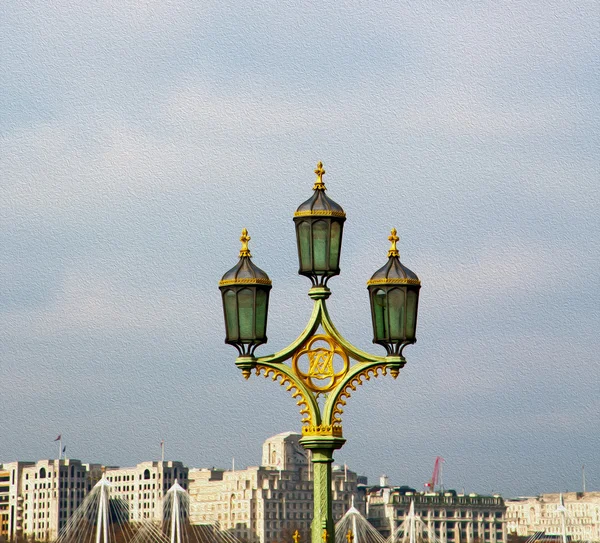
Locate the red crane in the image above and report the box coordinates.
[424,456,444,492]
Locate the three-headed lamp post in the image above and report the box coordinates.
[219,163,421,543]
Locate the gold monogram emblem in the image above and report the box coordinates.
[308,348,334,379]
[293,335,349,393]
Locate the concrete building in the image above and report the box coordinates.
[0,459,103,542]
[0,456,189,541]
[0,468,10,539]
[187,432,364,543]
[0,461,34,541]
[105,461,189,523]
[506,492,600,542]
[366,484,507,543]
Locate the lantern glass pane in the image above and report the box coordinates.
[237,288,255,340]
[255,289,268,339]
[329,221,341,269]
[298,221,312,271]
[312,220,329,270]
[224,290,239,341]
[406,289,418,339]
[388,288,406,339]
[373,289,388,340]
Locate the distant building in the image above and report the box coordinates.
[506,492,600,542]
[0,461,37,541]
[0,459,103,541]
[187,432,364,543]
[105,460,189,522]
[366,485,507,543]
[0,468,10,539]
[0,457,188,541]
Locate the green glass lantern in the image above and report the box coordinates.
[367,229,421,356]
[219,229,272,358]
[293,162,346,287]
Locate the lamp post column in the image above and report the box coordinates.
[300,436,346,543]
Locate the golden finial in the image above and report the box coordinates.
[313,161,327,190]
[322,529,329,543]
[388,228,400,258]
[346,529,354,543]
[293,530,301,543]
[239,228,252,258]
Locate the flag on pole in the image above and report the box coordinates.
[62,446,66,453]
[55,435,63,460]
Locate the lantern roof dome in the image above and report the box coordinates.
[219,229,272,286]
[367,229,420,286]
[294,162,346,219]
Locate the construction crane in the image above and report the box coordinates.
[424,456,444,492]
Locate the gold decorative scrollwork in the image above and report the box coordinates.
[366,277,420,286]
[330,364,388,425]
[218,277,272,286]
[301,424,343,437]
[255,365,314,428]
[292,335,349,393]
[293,210,346,218]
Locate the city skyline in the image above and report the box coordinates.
[1,432,594,499]
[1,1,598,498]
[4,437,600,543]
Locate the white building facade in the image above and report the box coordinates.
[506,492,600,542]
[0,459,103,541]
[0,467,12,539]
[366,487,507,543]
[188,432,363,543]
[0,458,188,541]
[105,460,189,522]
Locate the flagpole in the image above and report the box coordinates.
[161,440,165,463]
[59,437,62,460]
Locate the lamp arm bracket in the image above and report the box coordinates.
[251,299,325,429]
[250,297,393,432]
[255,360,321,428]
[317,299,391,427]
[319,301,387,364]
[322,360,389,426]
[254,299,323,365]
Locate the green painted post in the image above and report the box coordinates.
[301,436,345,543]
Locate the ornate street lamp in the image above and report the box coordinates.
[219,163,421,543]
[367,228,421,358]
[219,228,272,364]
[293,162,346,288]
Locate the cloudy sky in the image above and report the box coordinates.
[1,1,598,497]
